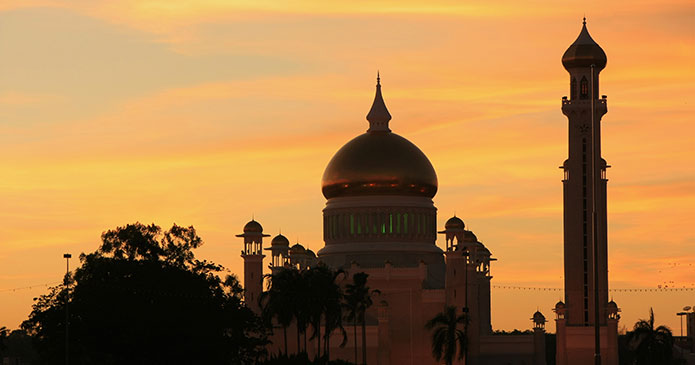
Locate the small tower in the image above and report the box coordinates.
[265,233,290,274]
[439,215,465,252]
[288,243,307,269]
[531,310,547,365]
[441,216,496,363]
[236,220,269,312]
[554,301,567,364]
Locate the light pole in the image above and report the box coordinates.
[63,253,71,365]
[462,247,469,365]
[677,311,688,337]
[590,64,602,365]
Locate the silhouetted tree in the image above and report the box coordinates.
[261,265,348,362]
[0,329,39,363]
[261,268,300,355]
[627,307,674,365]
[0,327,7,353]
[22,222,267,364]
[344,272,379,365]
[306,264,347,361]
[426,306,467,365]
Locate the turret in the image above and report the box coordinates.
[265,233,290,273]
[236,219,269,312]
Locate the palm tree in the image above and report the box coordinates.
[345,272,380,365]
[260,268,299,356]
[343,286,360,364]
[628,307,674,365]
[426,306,467,365]
[303,264,346,361]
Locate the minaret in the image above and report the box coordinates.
[560,17,609,328]
[236,220,269,312]
[558,19,619,365]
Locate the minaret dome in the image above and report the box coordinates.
[562,18,607,71]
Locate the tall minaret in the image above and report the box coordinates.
[561,17,609,328]
[558,19,619,365]
[236,220,269,312]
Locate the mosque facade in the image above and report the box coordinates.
[237,20,618,365]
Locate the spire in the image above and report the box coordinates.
[366,72,392,133]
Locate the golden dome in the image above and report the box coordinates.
[321,76,438,199]
[562,19,607,71]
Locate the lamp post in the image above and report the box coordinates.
[463,247,469,365]
[677,312,688,337]
[63,253,71,365]
[590,64,602,365]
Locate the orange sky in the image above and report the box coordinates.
[1,0,694,333]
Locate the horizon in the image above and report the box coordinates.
[1,0,694,335]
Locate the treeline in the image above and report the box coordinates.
[4,223,376,365]
[260,266,379,365]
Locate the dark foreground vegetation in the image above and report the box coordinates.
[20,223,267,364]
[1,223,691,364]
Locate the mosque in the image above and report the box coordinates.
[236,20,619,365]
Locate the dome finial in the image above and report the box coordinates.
[366,73,392,133]
[583,15,586,25]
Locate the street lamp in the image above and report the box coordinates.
[462,247,469,365]
[63,253,71,365]
[678,306,691,337]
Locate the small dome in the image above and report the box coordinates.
[562,19,607,71]
[243,220,263,233]
[445,216,465,230]
[607,300,618,310]
[478,245,491,256]
[463,230,478,243]
[306,249,317,258]
[555,301,566,309]
[532,311,546,323]
[289,243,306,256]
[271,234,290,247]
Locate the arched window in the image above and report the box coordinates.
[571,77,577,99]
[350,214,354,235]
[403,213,409,234]
[580,76,588,99]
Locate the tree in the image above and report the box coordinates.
[627,307,674,365]
[260,265,348,362]
[22,222,267,364]
[304,264,347,361]
[0,327,7,353]
[344,272,379,365]
[261,268,301,355]
[0,329,39,363]
[343,284,360,364]
[426,306,467,365]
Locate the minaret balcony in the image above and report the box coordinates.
[561,96,607,116]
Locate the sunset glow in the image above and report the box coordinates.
[1,0,693,334]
